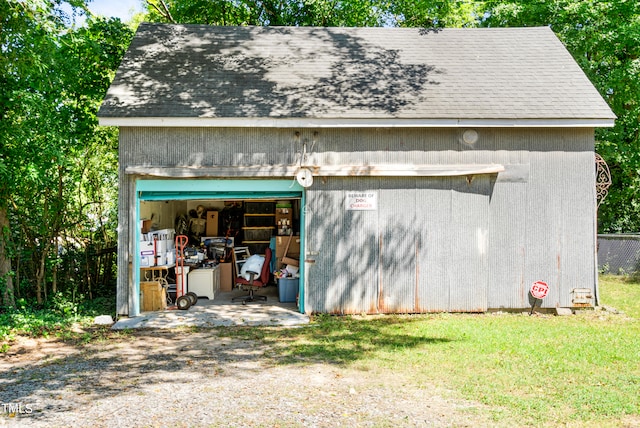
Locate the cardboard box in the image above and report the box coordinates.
[148,229,175,243]
[206,211,219,236]
[141,219,153,233]
[140,241,155,267]
[275,235,300,258]
[276,256,301,270]
[219,262,233,292]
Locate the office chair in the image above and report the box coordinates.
[232,248,272,305]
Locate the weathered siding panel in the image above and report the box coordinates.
[558,150,597,306]
[486,129,596,310]
[304,177,380,314]
[121,127,302,167]
[304,175,491,314]
[378,178,417,313]
[487,179,528,309]
[449,176,490,312]
[523,149,564,307]
[118,127,597,314]
[416,178,453,312]
[303,180,341,314]
[484,130,530,309]
[116,145,131,316]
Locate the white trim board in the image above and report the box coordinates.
[126,164,505,177]
[100,117,615,128]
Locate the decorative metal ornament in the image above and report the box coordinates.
[595,153,611,209]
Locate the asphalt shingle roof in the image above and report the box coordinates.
[98,23,615,123]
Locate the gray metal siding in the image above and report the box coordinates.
[304,177,381,314]
[304,174,491,314]
[486,131,596,310]
[487,180,528,308]
[449,176,491,311]
[416,178,453,312]
[523,149,565,307]
[121,127,300,167]
[378,179,416,313]
[417,177,491,313]
[118,127,597,314]
[116,146,133,316]
[558,150,598,306]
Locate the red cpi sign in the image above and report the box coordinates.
[530,281,549,299]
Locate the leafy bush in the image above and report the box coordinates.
[0,293,115,343]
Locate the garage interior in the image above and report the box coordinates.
[138,197,302,312]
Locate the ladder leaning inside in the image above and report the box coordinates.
[232,246,251,279]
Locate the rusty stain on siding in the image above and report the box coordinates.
[378,232,384,313]
[415,239,420,311]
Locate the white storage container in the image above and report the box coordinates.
[187,267,220,300]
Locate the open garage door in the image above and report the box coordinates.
[130,179,305,316]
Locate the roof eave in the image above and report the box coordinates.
[97,117,616,128]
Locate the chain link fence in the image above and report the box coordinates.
[598,234,640,275]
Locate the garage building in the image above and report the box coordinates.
[98,24,615,316]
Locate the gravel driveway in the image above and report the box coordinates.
[1,328,494,427]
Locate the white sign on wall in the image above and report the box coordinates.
[345,191,378,211]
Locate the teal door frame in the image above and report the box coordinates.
[133,179,305,316]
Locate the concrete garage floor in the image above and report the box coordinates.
[112,285,309,330]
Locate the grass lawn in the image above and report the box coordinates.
[3,276,639,426]
[224,275,640,426]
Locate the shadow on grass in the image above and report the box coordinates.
[0,315,451,420]
[219,314,453,364]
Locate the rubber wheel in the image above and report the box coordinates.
[186,292,198,306]
[176,295,191,310]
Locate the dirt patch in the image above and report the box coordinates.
[0,328,499,427]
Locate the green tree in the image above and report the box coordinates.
[1,0,133,307]
[476,0,639,232]
[384,0,479,27]
[0,0,62,307]
[145,0,388,26]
